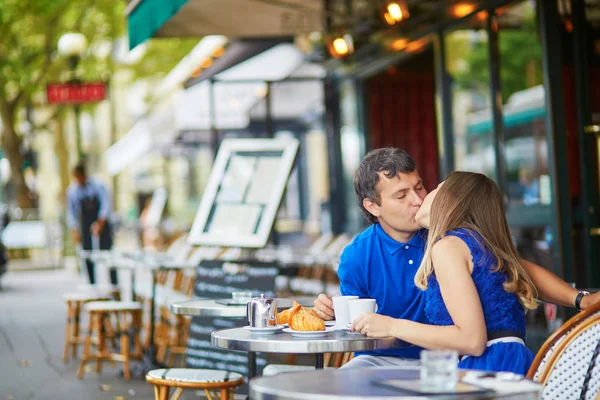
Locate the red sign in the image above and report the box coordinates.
[46,82,106,104]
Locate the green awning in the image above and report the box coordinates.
[467,106,546,136]
[127,0,189,50]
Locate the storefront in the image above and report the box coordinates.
[323,0,600,333]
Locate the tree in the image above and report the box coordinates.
[0,0,125,209]
[451,9,543,103]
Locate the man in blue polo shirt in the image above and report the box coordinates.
[314,147,600,368]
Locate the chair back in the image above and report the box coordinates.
[534,304,600,400]
[528,301,600,381]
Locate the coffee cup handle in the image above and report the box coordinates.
[375,304,379,313]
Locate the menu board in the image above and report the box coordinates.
[188,138,299,247]
[185,260,278,383]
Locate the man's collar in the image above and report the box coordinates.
[375,224,426,254]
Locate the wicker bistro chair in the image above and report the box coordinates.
[146,368,245,400]
[528,301,600,381]
[529,301,600,400]
[77,301,143,380]
[62,291,114,362]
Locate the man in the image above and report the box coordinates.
[314,147,600,368]
[66,162,116,284]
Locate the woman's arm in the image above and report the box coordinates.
[521,258,600,310]
[353,236,488,356]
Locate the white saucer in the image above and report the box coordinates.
[282,327,336,337]
[243,325,285,335]
[341,325,363,335]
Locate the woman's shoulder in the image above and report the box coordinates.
[444,228,484,248]
[431,234,471,259]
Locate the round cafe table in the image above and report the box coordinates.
[211,327,410,378]
[171,297,317,377]
[170,297,316,318]
[249,367,543,400]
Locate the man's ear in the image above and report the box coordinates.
[363,198,380,218]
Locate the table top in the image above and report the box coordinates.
[171,297,316,317]
[80,249,195,270]
[211,327,409,354]
[250,367,543,400]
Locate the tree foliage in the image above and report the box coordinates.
[0,0,199,209]
[449,8,543,104]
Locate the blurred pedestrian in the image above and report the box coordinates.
[66,161,116,284]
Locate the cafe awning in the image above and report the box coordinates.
[126,0,323,50]
[175,43,314,131]
[104,106,178,176]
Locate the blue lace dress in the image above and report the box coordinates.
[424,228,534,375]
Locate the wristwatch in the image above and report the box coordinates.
[575,291,590,311]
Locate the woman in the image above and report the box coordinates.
[352,171,537,374]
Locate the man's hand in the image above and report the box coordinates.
[580,292,600,311]
[352,312,397,337]
[90,219,106,236]
[72,229,81,245]
[313,293,335,320]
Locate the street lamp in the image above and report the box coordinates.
[58,33,87,161]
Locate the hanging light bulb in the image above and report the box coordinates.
[452,3,477,18]
[327,34,354,58]
[382,1,410,25]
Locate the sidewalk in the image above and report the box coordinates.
[0,269,155,400]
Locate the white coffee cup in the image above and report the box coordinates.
[348,299,378,324]
[332,295,358,327]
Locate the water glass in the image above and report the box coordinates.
[420,349,458,389]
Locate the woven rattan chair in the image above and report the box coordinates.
[528,301,600,381]
[530,302,600,399]
[146,368,245,400]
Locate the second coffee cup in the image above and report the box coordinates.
[348,298,378,325]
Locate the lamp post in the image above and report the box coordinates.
[58,33,87,161]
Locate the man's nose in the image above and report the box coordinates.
[411,191,423,206]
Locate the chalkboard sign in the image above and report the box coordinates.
[185,260,278,380]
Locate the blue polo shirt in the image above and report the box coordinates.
[338,224,427,359]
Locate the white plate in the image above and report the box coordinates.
[243,325,285,335]
[281,320,337,327]
[282,327,337,337]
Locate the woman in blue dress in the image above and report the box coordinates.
[352,171,537,375]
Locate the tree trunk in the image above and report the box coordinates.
[53,114,70,205]
[0,100,33,209]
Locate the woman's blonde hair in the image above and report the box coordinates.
[414,171,538,310]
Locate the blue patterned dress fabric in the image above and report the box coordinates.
[424,228,534,375]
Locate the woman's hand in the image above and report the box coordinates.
[351,313,399,338]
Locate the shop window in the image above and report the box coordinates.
[444,16,495,179]
[497,1,549,209]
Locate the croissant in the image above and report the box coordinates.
[277,300,301,325]
[289,305,325,331]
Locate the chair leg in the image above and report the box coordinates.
[63,301,73,362]
[77,312,95,379]
[96,311,107,374]
[171,387,184,400]
[72,301,81,359]
[220,388,229,400]
[133,310,143,358]
[159,385,170,400]
[121,312,131,381]
[203,388,215,400]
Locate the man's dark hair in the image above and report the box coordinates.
[354,147,416,224]
[73,161,87,177]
